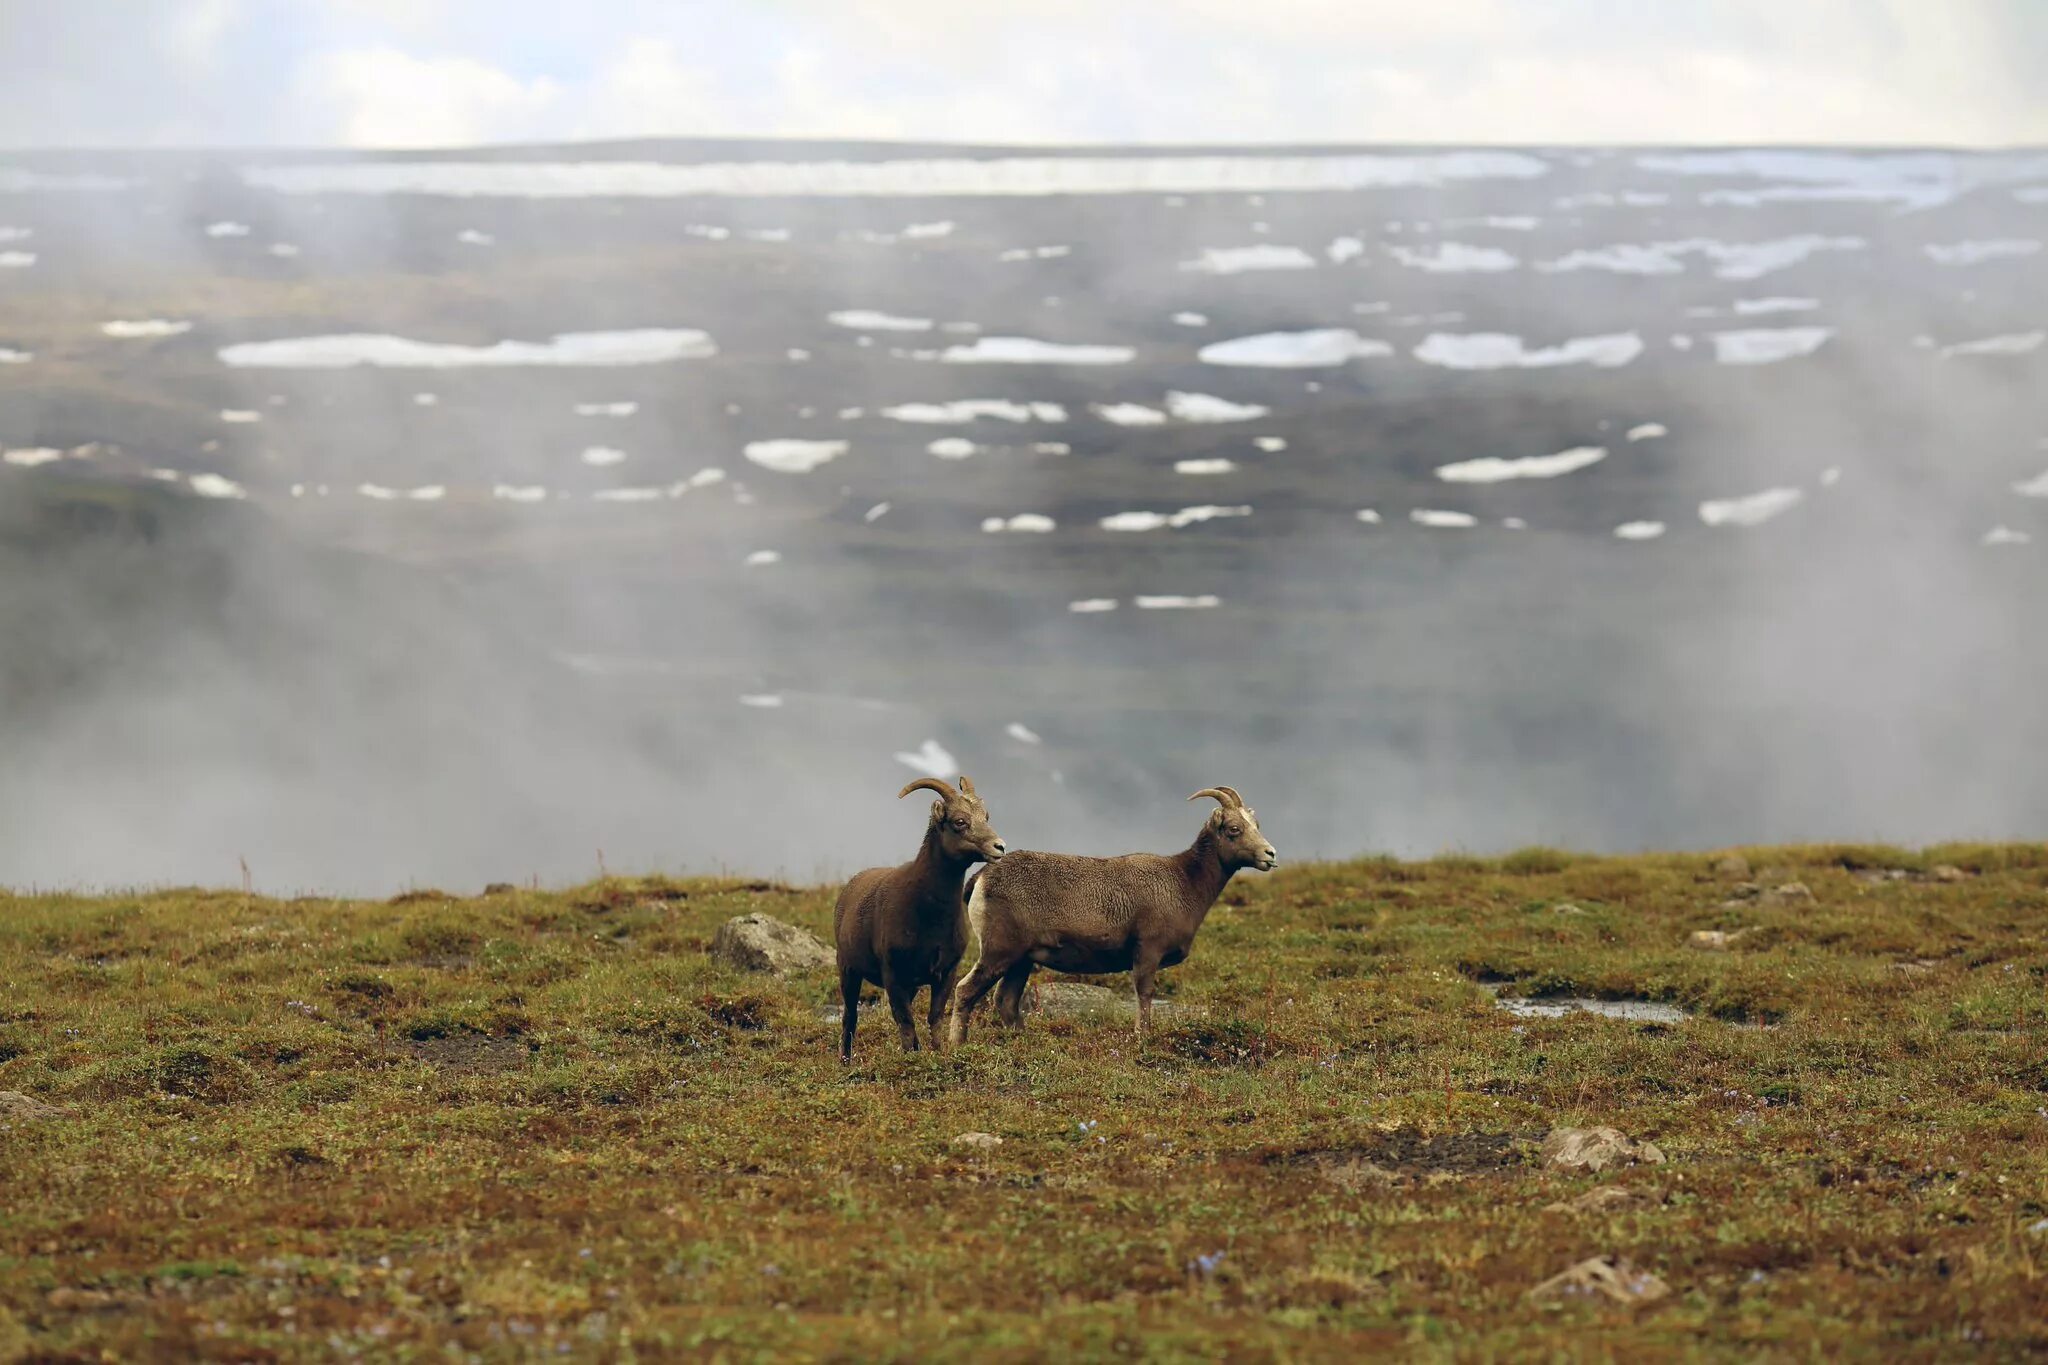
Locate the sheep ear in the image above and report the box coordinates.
[932,799,947,820]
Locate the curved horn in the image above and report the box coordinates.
[957,774,977,797]
[899,778,958,802]
[1215,785,1244,807]
[1188,788,1237,809]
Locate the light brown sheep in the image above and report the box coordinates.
[948,785,1275,1044]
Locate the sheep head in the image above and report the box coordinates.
[1190,786,1278,871]
[900,775,1008,864]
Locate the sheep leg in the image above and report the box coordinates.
[994,960,1035,1028]
[948,956,1010,1046]
[1132,955,1161,1042]
[838,969,863,1062]
[927,964,959,1049]
[881,975,921,1052]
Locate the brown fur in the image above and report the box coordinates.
[949,786,1275,1044]
[833,776,1005,1061]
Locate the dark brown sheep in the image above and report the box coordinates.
[833,775,1006,1061]
[948,786,1275,1044]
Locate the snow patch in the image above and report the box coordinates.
[219,329,716,368]
[928,438,979,459]
[1415,332,1642,370]
[1068,598,1118,613]
[1180,244,1317,274]
[1200,328,1391,368]
[1175,458,1237,475]
[1700,487,1804,527]
[745,439,845,474]
[1388,242,1518,272]
[1100,505,1251,532]
[219,409,262,423]
[981,513,1055,533]
[894,738,959,778]
[574,401,639,417]
[1626,423,1667,441]
[881,399,1065,423]
[1711,326,1833,365]
[1939,332,2044,359]
[828,309,932,331]
[1135,595,1219,610]
[1436,445,1606,483]
[493,484,548,503]
[744,549,782,566]
[909,336,1133,365]
[247,152,1553,200]
[102,319,192,339]
[580,446,627,467]
[1614,521,1666,540]
[1411,509,1477,528]
[1982,526,2031,546]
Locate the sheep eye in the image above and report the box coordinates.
[952,818,968,830]
[1225,825,1242,837]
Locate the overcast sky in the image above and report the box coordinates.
[3,0,2043,151]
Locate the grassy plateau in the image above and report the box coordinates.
[2,843,2045,1361]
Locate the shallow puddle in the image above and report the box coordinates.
[1480,985,1690,1024]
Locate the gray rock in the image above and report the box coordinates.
[0,1091,67,1122]
[1689,928,1751,950]
[1540,1125,1666,1172]
[951,1131,1003,1151]
[711,913,832,975]
[1528,1256,1669,1304]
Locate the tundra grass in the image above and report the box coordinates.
[2,845,2045,1361]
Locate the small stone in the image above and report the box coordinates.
[1540,1126,1666,1172]
[1688,928,1750,950]
[1709,854,1751,880]
[1756,882,1814,907]
[1528,1255,1669,1304]
[711,913,833,975]
[1544,1185,1661,1214]
[0,1091,67,1122]
[46,1288,118,1311]
[482,882,516,896]
[1550,903,1588,917]
[1930,865,1969,883]
[951,1132,1003,1151]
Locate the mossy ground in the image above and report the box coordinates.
[2,844,2045,1361]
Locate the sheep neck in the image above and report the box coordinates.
[1174,825,1236,929]
[907,822,976,916]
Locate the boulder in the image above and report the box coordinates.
[1528,1256,1669,1305]
[1540,1125,1665,1172]
[1930,864,1970,883]
[1709,854,1751,880]
[0,1091,68,1123]
[711,914,833,975]
[951,1132,1003,1151]
[1762,882,1814,905]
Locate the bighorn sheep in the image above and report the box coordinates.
[834,775,1006,1061]
[949,786,1275,1044]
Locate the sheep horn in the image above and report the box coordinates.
[1188,788,1239,809]
[957,774,977,797]
[1215,785,1244,807]
[899,778,958,802]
